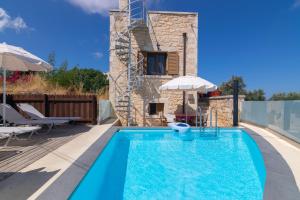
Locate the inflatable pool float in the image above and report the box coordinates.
[168,122,191,134]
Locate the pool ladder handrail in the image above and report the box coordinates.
[210,108,219,136]
[196,106,218,136]
[196,106,203,130]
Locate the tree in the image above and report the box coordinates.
[44,52,109,93]
[245,89,266,101]
[219,76,266,101]
[270,92,300,101]
[47,51,56,67]
[219,76,247,95]
[60,60,68,71]
[46,62,108,93]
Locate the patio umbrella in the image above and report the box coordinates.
[159,75,217,92]
[0,43,53,126]
[159,75,217,125]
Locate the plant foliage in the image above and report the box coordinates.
[219,76,266,101]
[245,89,266,101]
[270,92,300,101]
[219,76,247,95]
[45,53,108,93]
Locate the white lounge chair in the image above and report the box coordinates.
[0,126,41,146]
[165,114,176,123]
[17,103,81,121]
[0,104,69,133]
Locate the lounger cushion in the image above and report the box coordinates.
[17,103,80,121]
[0,126,41,139]
[0,104,69,125]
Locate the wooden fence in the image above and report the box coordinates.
[1,94,98,124]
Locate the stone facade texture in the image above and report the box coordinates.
[200,95,245,127]
[109,10,198,126]
[119,0,128,10]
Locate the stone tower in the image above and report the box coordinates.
[119,0,128,9]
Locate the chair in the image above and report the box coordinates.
[0,104,69,134]
[17,103,80,121]
[165,114,176,123]
[202,114,208,127]
[0,126,41,146]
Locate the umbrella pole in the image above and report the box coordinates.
[196,92,198,128]
[2,68,6,126]
[185,93,187,124]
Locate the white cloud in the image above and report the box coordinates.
[0,8,28,32]
[292,0,300,8]
[67,0,118,15]
[93,51,104,59]
[67,0,162,15]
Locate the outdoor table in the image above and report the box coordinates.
[175,114,196,124]
[175,114,207,126]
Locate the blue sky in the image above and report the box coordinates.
[1,0,300,97]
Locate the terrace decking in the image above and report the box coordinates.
[0,125,92,181]
[0,120,117,200]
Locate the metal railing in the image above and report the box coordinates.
[196,106,218,136]
[210,108,218,136]
[113,0,148,126]
[129,0,148,28]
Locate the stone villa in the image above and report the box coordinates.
[109,0,198,126]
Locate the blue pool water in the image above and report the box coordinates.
[70,128,266,200]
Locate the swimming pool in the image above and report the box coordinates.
[70,128,266,200]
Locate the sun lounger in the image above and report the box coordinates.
[17,103,81,121]
[0,126,41,146]
[0,104,69,133]
[165,114,176,123]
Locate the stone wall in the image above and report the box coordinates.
[109,10,198,126]
[119,0,128,10]
[200,95,245,127]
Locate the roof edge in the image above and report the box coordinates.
[110,9,198,15]
[148,11,198,15]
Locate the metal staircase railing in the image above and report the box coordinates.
[113,0,148,126]
[129,0,148,29]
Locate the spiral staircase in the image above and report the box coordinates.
[113,0,148,126]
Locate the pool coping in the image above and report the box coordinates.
[35,125,119,200]
[0,121,119,200]
[30,124,300,200]
[241,123,300,200]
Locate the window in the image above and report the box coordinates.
[146,53,167,75]
[149,103,164,115]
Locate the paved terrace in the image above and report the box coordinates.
[0,120,117,200]
[241,123,300,200]
[0,122,299,200]
[0,125,92,181]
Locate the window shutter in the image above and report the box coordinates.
[167,52,179,75]
[157,103,164,112]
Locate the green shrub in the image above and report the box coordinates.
[45,62,108,93]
